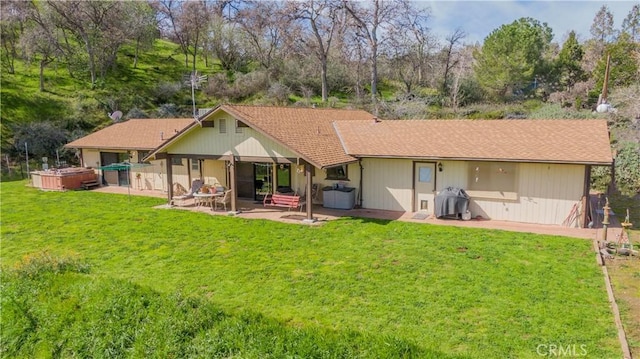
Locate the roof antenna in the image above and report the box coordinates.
[184,70,208,125]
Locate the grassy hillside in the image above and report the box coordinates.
[1,40,210,142]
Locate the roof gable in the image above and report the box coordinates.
[220,105,376,168]
[334,119,612,165]
[65,118,194,151]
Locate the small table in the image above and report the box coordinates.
[193,192,222,209]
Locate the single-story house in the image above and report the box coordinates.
[141,104,612,226]
[65,118,194,190]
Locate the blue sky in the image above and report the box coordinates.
[423,1,639,44]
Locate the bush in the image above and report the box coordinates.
[154,81,182,103]
[266,82,292,105]
[528,103,602,119]
[466,109,505,119]
[615,141,640,195]
[591,165,612,193]
[156,103,181,118]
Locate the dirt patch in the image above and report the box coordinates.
[607,238,640,357]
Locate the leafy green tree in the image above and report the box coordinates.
[473,17,553,99]
[555,31,585,90]
[12,121,69,160]
[593,32,639,91]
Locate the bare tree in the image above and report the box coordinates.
[236,1,291,78]
[206,13,248,72]
[342,0,428,105]
[287,0,343,102]
[441,28,466,95]
[126,2,158,69]
[45,1,135,87]
[19,22,59,92]
[0,0,29,74]
[591,5,616,52]
[384,4,433,95]
[621,3,640,43]
[154,0,210,70]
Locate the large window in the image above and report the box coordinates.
[325,164,348,180]
[467,162,517,193]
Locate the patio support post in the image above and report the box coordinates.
[229,155,237,212]
[305,163,314,222]
[166,155,173,204]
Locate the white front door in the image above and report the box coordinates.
[414,162,436,213]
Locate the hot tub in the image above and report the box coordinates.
[31,168,98,191]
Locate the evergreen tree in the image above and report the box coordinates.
[473,17,553,100]
[556,31,585,90]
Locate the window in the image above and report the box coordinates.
[191,159,200,171]
[467,162,517,193]
[171,157,183,166]
[236,119,248,133]
[219,118,226,133]
[325,165,348,180]
[137,151,150,163]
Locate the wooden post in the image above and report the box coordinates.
[166,155,173,204]
[305,163,313,221]
[229,155,237,212]
[272,163,277,194]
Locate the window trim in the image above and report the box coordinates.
[325,164,349,181]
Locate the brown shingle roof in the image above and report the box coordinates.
[220,105,376,168]
[334,119,612,165]
[65,118,194,150]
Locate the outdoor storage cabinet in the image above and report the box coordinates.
[322,186,355,209]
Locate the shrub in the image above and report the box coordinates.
[615,141,640,195]
[591,165,612,193]
[125,107,149,120]
[154,81,182,103]
[156,103,181,118]
[266,82,291,106]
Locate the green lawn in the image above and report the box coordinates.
[0,181,621,358]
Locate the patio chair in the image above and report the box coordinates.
[170,179,203,206]
[213,189,233,211]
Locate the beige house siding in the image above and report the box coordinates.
[81,149,102,169]
[436,161,585,225]
[361,158,413,211]
[202,159,228,187]
[167,117,297,159]
[361,159,586,225]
